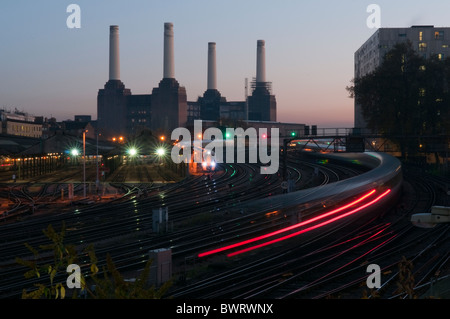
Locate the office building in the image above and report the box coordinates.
[354,25,450,129]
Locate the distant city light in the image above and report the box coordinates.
[71,149,80,156]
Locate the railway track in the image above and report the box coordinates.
[0,153,400,299]
[0,156,356,296]
[0,160,311,298]
[167,166,448,300]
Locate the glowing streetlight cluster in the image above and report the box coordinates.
[115,134,170,160]
[112,136,124,143]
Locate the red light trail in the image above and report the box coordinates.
[198,189,391,258]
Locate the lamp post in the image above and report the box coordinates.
[156,147,165,163]
[83,130,87,198]
[96,131,100,190]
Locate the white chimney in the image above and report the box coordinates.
[207,42,217,90]
[164,22,175,79]
[256,40,266,83]
[109,25,120,81]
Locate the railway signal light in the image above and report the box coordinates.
[291,131,297,137]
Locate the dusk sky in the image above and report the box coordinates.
[1,0,450,128]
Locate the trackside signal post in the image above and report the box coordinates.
[148,248,172,286]
[282,134,297,182]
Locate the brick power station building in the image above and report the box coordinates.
[97,23,277,139]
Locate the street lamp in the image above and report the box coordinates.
[83,130,87,198]
[156,147,165,156]
[71,149,80,156]
[156,147,166,165]
[70,149,80,166]
[128,147,138,157]
[96,132,101,190]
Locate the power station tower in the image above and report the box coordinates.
[150,23,188,133]
[97,25,131,138]
[199,42,226,121]
[248,40,277,122]
[96,24,277,137]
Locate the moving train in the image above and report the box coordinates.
[198,151,403,258]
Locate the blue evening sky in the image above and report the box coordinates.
[1,0,449,127]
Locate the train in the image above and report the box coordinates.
[198,151,403,258]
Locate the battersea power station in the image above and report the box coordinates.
[97,23,278,139]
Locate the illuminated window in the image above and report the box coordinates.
[435,31,444,40]
[419,31,423,41]
[419,88,426,97]
[443,44,449,48]
[419,42,427,51]
[438,54,444,60]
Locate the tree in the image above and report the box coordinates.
[16,223,172,299]
[347,41,450,158]
[395,256,416,299]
